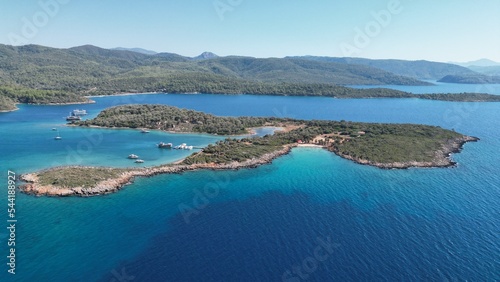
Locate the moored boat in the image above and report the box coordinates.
[128,154,139,159]
[135,159,144,163]
[158,142,173,148]
[66,116,81,121]
[72,109,87,116]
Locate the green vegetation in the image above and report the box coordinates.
[416,93,500,102]
[37,167,129,188]
[0,94,16,111]
[0,85,89,111]
[1,44,498,109]
[438,74,500,84]
[77,104,283,135]
[183,120,462,165]
[294,56,479,80]
[82,105,466,166]
[183,139,283,164]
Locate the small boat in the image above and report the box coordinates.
[72,109,87,116]
[54,132,62,140]
[186,146,193,150]
[128,154,139,159]
[66,112,81,121]
[140,129,150,133]
[158,142,173,149]
[135,159,144,163]
[52,128,57,131]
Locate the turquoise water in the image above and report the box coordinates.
[0,87,499,280]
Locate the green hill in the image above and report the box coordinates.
[438,74,500,84]
[292,56,480,81]
[0,44,499,111]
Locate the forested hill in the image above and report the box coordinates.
[0,44,499,111]
[0,44,427,88]
[290,56,480,81]
[438,74,500,84]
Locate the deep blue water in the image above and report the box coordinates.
[0,84,499,281]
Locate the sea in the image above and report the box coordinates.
[0,82,499,281]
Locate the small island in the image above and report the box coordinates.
[20,104,478,197]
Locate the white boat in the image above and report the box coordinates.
[140,129,150,133]
[128,154,139,159]
[54,131,62,140]
[135,159,144,163]
[72,109,87,116]
[174,143,192,150]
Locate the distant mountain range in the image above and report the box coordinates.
[193,52,219,60]
[0,43,499,95]
[1,43,499,111]
[111,47,158,55]
[450,58,500,67]
[111,48,220,61]
[438,74,500,84]
[288,56,478,81]
[0,44,428,88]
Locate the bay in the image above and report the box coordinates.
[0,84,498,281]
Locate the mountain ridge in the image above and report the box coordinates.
[288,56,480,81]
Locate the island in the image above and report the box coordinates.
[2,44,500,111]
[19,104,478,197]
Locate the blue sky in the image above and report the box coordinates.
[1,0,499,62]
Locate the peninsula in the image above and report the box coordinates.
[20,104,478,196]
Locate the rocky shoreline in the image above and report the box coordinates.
[1,99,95,113]
[19,145,294,197]
[330,135,479,169]
[19,135,478,197]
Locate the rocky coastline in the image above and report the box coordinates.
[19,145,294,197]
[19,135,478,197]
[329,135,479,169]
